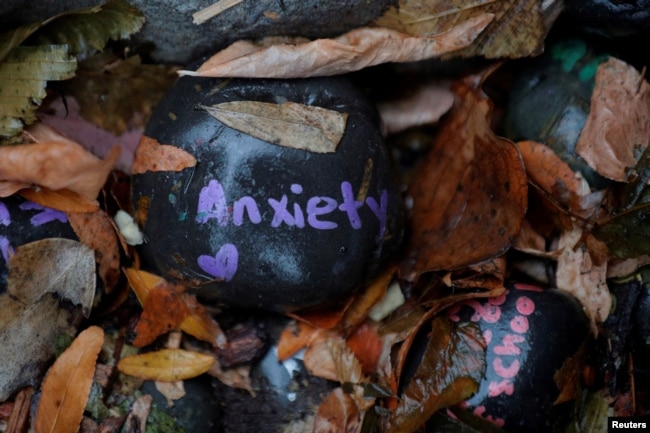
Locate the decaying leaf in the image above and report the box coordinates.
[0,45,76,137]
[117,349,215,382]
[58,53,178,135]
[555,228,611,333]
[133,285,190,347]
[68,210,121,293]
[18,186,99,213]
[374,0,547,58]
[34,326,104,433]
[389,318,485,433]
[400,74,528,283]
[576,58,650,182]
[0,128,120,201]
[131,136,197,174]
[8,238,96,316]
[201,101,348,153]
[277,320,319,361]
[313,388,360,433]
[123,394,152,433]
[178,15,494,78]
[377,82,454,135]
[0,0,145,138]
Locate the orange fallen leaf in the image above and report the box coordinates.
[68,210,121,293]
[131,135,197,174]
[313,388,360,433]
[400,73,527,283]
[19,186,99,213]
[341,264,396,329]
[35,326,104,433]
[133,285,190,347]
[123,268,166,304]
[1,123,120,201]
[179,15,493,78]
[277,320,318,361]
[117,349,215,382]
[346,322,383,375]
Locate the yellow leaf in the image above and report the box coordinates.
[201,101,348,153]
[124,267,166,304]
[35,326,105,433]
[117,349,215,382]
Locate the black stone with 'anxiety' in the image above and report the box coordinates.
[131,75,403,312]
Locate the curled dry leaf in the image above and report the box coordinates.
[19,186,99,213]
[117,349,215,382]
[378,82,454,135]
[35,326,105,433]
[555,228,611,333]
[576,57,650,182]
[400,75,528,283]
[201,101,348,153]
[0,135,120,201]
[179,15,493,78]
[374,0,547,58]
[131,135,197,174]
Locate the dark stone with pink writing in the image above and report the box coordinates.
[445,282,590,433]
[0,195,78,291]
[131,74,403,312]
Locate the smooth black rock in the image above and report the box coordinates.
[131,75,403,312]
[444,282,591,433]
[0,0,395,64]
[0,195,78,290]
[502,39,610,189]
[564,0,650,38]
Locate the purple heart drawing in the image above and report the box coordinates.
[197,243,238,281]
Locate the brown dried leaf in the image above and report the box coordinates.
[35,326,104,433]
[131,135,197,174]
[313,388,360,433]
[341,264,397,329]
[117,349,215,382]
[201,101,348,153]
[133,285,190,347]
[375,0,546,58]
[19,186,99,213]
[277,320,318,361]
[400,75,528,283]
[556,229,611,333]
[0,123,120,201]
[68,210,121,293]
[178,15,493,78]
[377,82,454,135]
[576,57,650,182]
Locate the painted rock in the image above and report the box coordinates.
[131,75,403,312]
[445,282,591,433]
[502,39,610,189]
[0,195,77,290]
[563,0,650,38]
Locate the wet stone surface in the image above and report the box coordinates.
[131,74,403,312]
[444,282,591,433]
[0,195,78,290]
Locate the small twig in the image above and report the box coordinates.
[193,0,244,25]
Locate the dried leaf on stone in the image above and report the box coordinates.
[117,349,215,382]
[0,46,76,138]
[374,0,546,58]
[277,320,318,361]
[131,136,197,174]
[555,228,611,332]
[34,326,104,433]
[576,58,650,182]
[178,15,493,78]
[58,53,178,135]
[341,264,397,329]
[400,75,528,283]
[202,101,348,153]
[68,210,121,293]
[124,268,166,303]
[377,82,454,135]
[8,238,96,316]
[313,388,361,433]
[389,318,485,433]
[19,186,99,213]
[0,138,120,201]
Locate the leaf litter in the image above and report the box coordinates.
[4,2,650,432]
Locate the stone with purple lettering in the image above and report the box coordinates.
[131,74,403,312]
[0,195,77,290]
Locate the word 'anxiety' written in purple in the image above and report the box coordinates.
[195,179,389,242]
